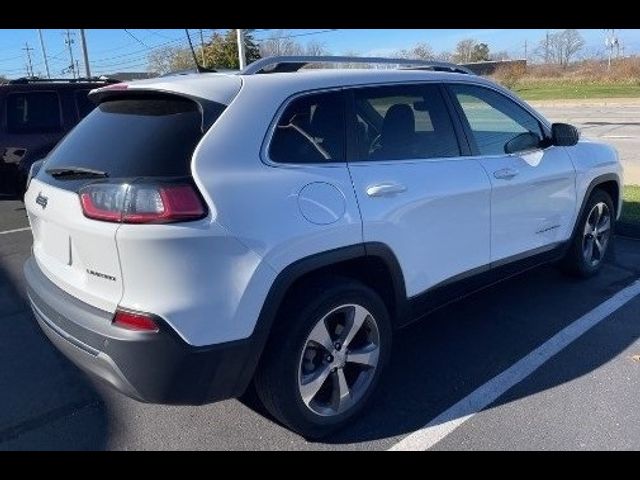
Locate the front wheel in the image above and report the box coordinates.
[254,277,391,438]
[561,189,614,277]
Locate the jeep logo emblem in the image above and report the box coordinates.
[35,192,48,209]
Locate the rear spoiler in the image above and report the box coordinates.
[88,85,224,134]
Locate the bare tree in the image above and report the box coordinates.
[560,29,585,66]
[259,30,303,57]
[395,42,435,60]
[535,29,584,67]
[436,51,453,62]
[305,40,328,56]
[147,45,196,75]
[452,39,477,63]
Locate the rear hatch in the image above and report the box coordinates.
[25,90,228,312]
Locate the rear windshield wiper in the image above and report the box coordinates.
[46,167,109,179]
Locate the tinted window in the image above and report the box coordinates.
[75,90,95,118]
[352,84,460,161]
[269,91,345,164]
[6,91,61,134]
[42,95,220,180]
[450,84,543,156]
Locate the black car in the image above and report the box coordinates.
[0,77,120,196]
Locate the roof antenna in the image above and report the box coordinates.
[184,29,214,73]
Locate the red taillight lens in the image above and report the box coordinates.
[113,309,159,332]
[79,182,206,224]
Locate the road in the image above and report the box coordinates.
[1,197,639,450]
[531,98,640,185]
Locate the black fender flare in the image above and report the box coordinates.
[231,242,407,396]
[570,173,620,241]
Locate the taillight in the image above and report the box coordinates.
[113,309,159,332]
[79,182,206,224]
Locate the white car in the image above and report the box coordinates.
[24,56,622,438]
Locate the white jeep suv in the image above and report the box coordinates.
[24,56,623,438]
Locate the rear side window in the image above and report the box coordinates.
[75,90,95,118]
[352,84,460,161]
[43,95,222,179]
[269,91,345,164]
[6,91,61,134]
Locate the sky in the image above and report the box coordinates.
[1,29,639,79]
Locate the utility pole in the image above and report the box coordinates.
[199,29,206,68]
[37,29,51,79]
[23,42,35,77]
[524,40,528,62]
[64,29,76,79]
[236,29,246,70]
[79,29,91,79]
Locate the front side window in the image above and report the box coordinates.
[6,91,61,134]
[450,84,543,156]
[352,83,460,161]
[269,91,345,164]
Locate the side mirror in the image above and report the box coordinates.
[551,123,579,147]
[504,132,541,154]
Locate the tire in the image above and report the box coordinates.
[561,189,615,278]
[254,276,392,439]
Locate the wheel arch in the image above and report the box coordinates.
[573,173,620,240]
[233,243,407,395]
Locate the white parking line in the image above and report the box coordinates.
[389,279,640,451]
[0,227,30,236]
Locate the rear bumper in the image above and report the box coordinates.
[24,256,255,405]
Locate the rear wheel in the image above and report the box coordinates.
[254,277,391,438]
[561,189,614,277]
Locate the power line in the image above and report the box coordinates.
[255,29,338,42]
[124,29,151,49]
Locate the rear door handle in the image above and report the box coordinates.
[493,168,519,180]
[366,183,407,197]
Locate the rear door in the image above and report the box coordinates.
[447,83,577,264]
[346,83,492,298]
[25,93,223,312]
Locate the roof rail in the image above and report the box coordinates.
[241,56,475,75]
[7,77,120,85]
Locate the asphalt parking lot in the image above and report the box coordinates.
[532,98,640,185]
[1,194,639,451]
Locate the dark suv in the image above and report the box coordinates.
[0,78,119,196]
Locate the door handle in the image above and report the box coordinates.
[366,183,407,197]
[493,168,519,180]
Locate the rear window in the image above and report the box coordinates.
[6,91,62,134]
[43,95,222,179]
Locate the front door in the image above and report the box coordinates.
[447,83,577,264]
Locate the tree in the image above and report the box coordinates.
[0,75,7,84]
[452,39,477,63]
[559,29,585,66]
[470,43,490,62]
[259,31,329,57]
[535,29,584,67]
[147,45,197,75]
[395,42,434,60]
[259,30,303,57]
[204,29,260,70]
